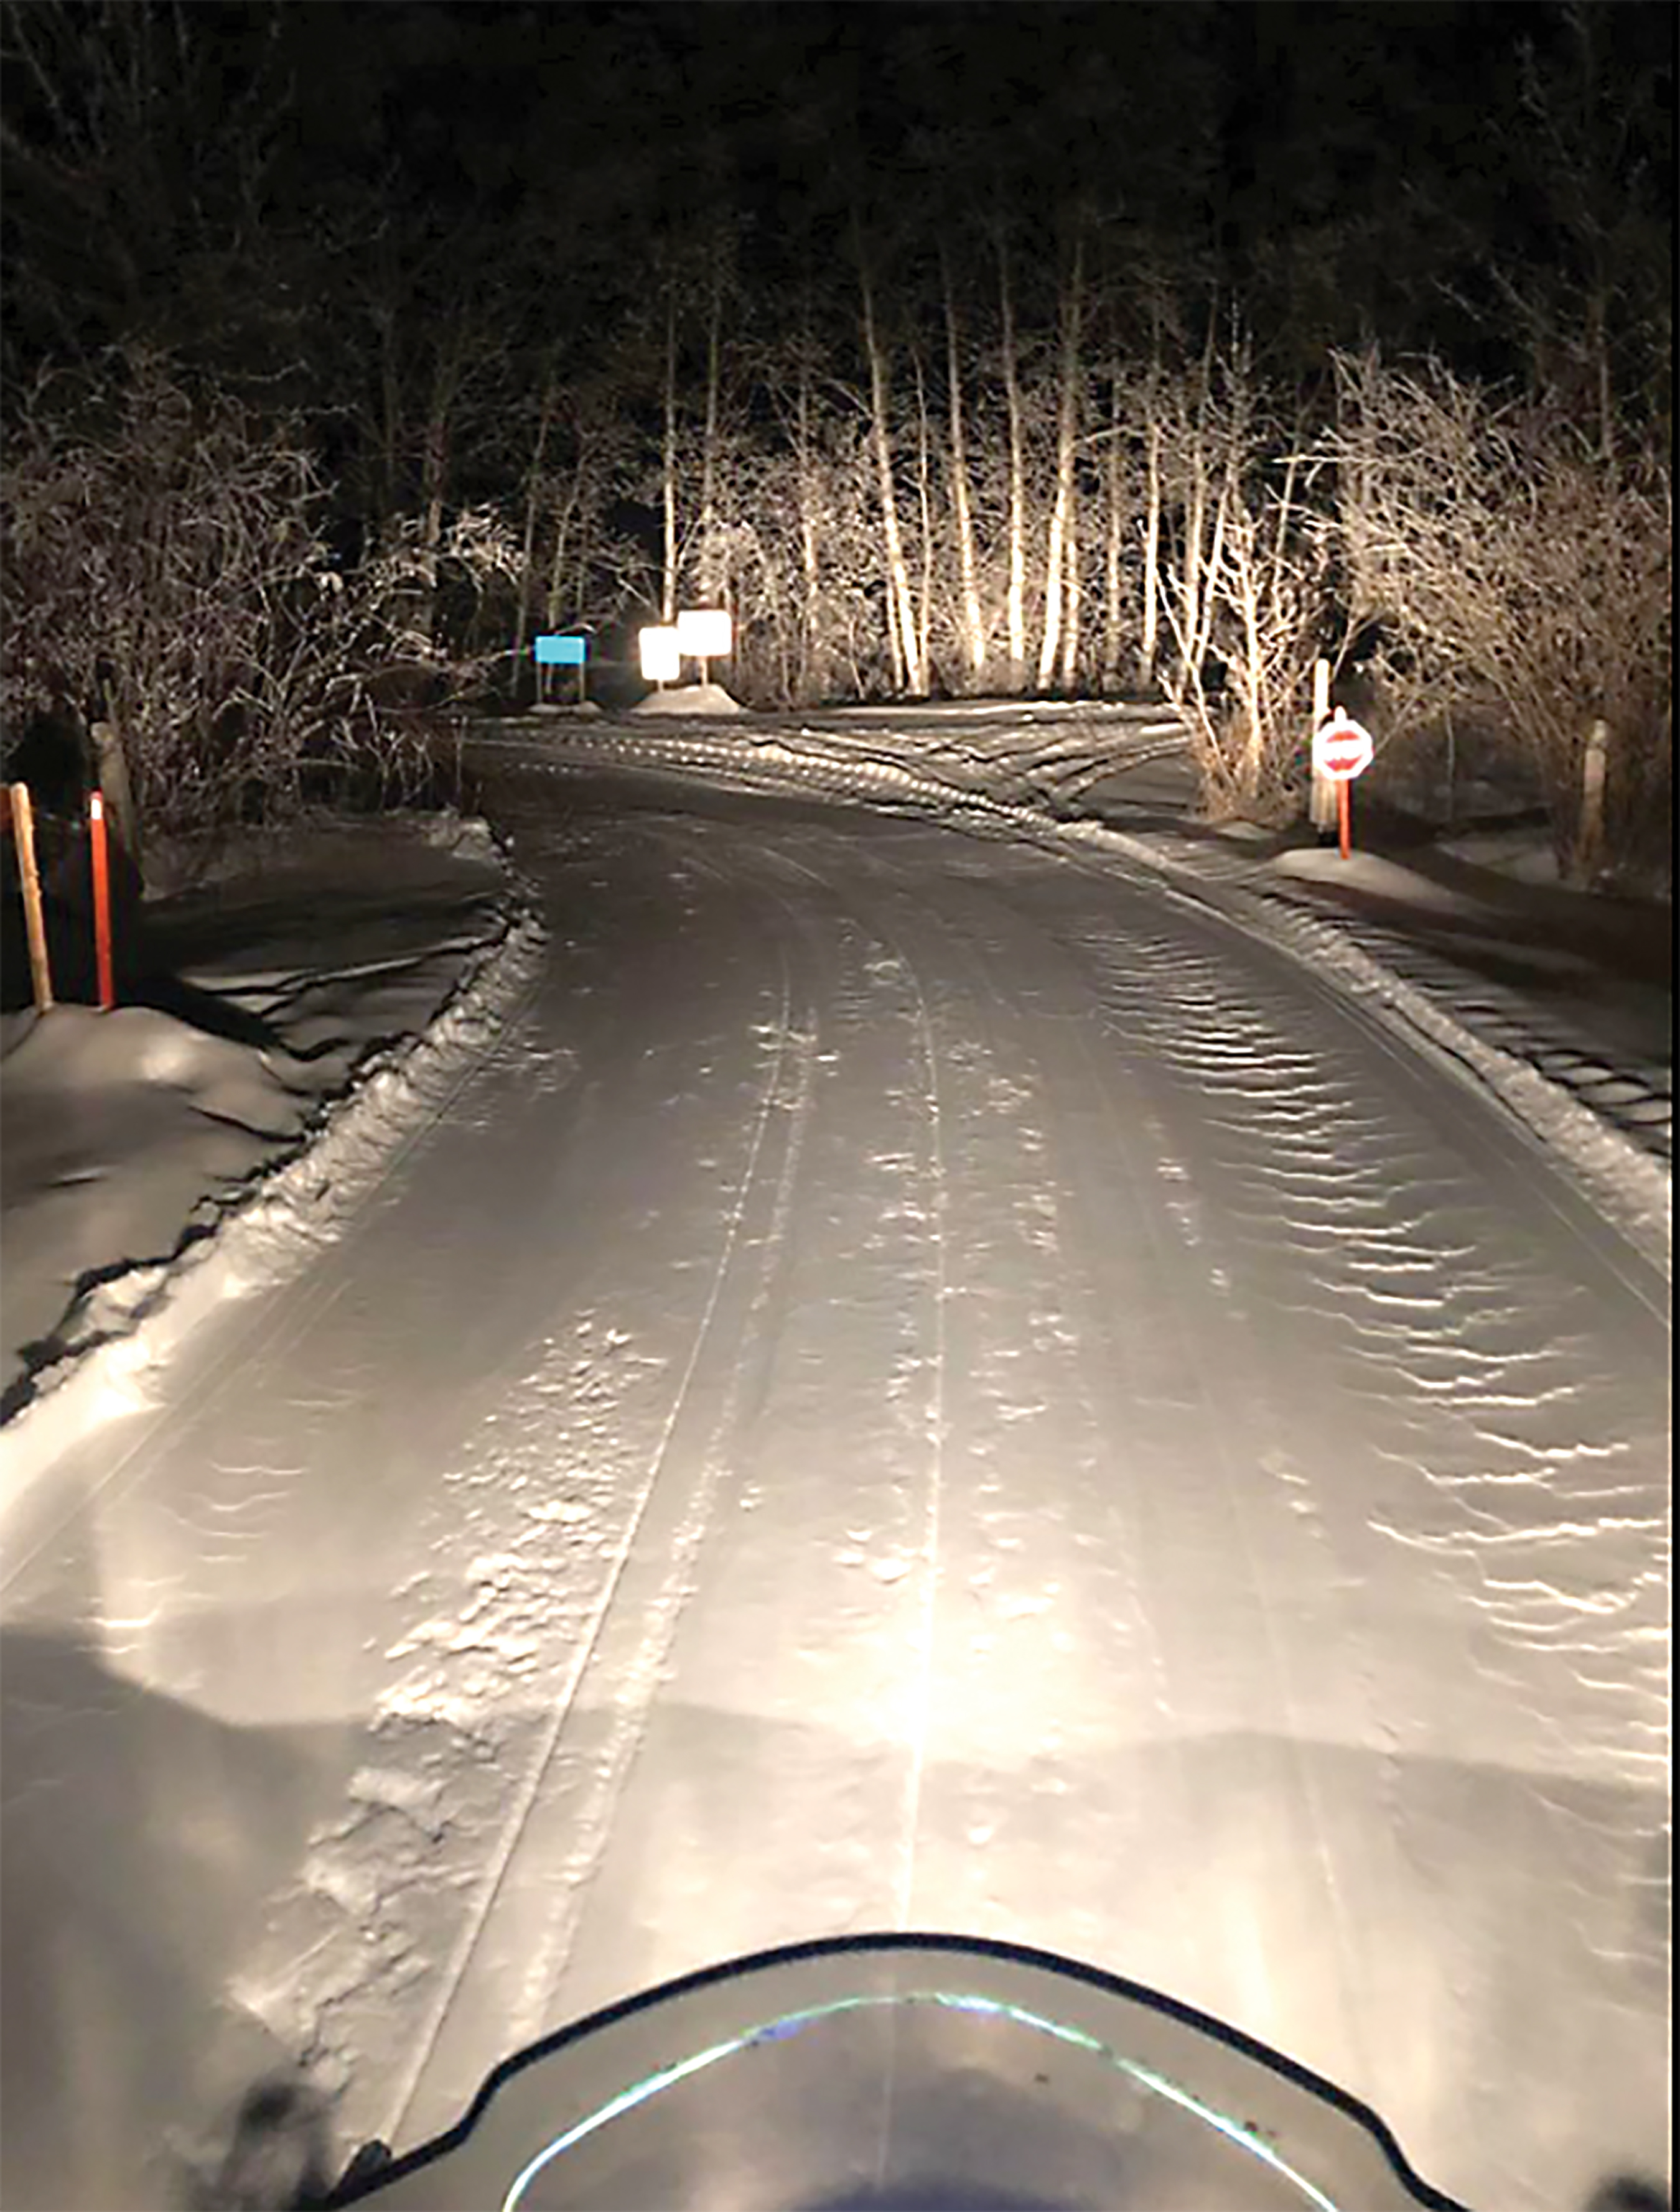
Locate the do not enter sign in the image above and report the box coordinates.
[1312,709,1375,781]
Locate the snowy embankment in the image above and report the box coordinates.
[492,698,1671,1278]
[1,815,544,1488]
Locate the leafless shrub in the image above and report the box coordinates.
[1328,350,1672,885]
[0,349,493,874]
[1156,354,1342,822]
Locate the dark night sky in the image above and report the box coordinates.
[4,0,1672,369]
[0,0,1671,600]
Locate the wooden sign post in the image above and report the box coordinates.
[1309,658,1337,834]
[7,783,55,1011]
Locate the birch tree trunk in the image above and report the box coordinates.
[1101,371,1125,689]
[375,306,403,546]
[515,368,557,659]
[1179,418,1206,697]
[796,333,821,701]
[1037,239,1083,690]
[418,348,457,651]
[1139,409,1162,690]
[91,717,144,889]
[913,348,934,688]
[941,247,986,684]
[857,231,925,695]
[661,290,679,623]
[1060,493,1081,690]
[998,237,1028,689]
[546,462,583,630]
[699,261,724,605]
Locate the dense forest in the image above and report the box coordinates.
[1,0,1671,883]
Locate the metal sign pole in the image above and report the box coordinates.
[533,634,589,705]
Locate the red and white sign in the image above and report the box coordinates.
[1312,709,1374,781]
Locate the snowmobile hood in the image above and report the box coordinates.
[326,1931,1467,2210]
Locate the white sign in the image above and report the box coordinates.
[1312,709,1375,781]
[676,608,733,658]
[638,625,682,682]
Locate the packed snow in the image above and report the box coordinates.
[0,707,1669,2212]
[628,680,746,716]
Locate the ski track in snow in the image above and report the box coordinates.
[0,733,1668,2212]
[378,838,813,2139]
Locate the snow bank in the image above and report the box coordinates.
[1436,824,1564,886]
[0,823,546,1499]
[630,681,745,716]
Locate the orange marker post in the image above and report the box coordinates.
[1338,776,1351,862]
[89,789,115,1010]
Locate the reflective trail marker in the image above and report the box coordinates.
[533,633,587,704]
[89,789,115,1009]
[1311,708,1376,861]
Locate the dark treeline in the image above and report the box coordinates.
[1,0,1671,880]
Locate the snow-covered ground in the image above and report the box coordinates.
[0,708,1669,2212]
[2,815,539,1431]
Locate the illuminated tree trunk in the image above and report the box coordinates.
[661,290,678,623]
[941,247,986,684]
[1139,409,1162,690]
[545,460,582,632]
[913,348,934,688]
[1037,238,1083,690]
[515,366,557,659]
[698,260,724,606]
[417,361,454,649]
[857,233,925,695]
[1101,370,1126,689]
[997,231,1027,689]
[1060,495,1081,691]
[795,332,822,701]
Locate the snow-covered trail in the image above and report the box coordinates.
[2,768,1668,2212]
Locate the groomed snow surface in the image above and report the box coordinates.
[0,706,1669,2212]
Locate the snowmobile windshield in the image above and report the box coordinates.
[332,1933,1465,2211]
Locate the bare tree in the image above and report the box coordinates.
[0,351,489,868]
[1156,353,1342,821]
[1329,350,1672,883]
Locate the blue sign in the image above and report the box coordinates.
[534,634,587,667]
